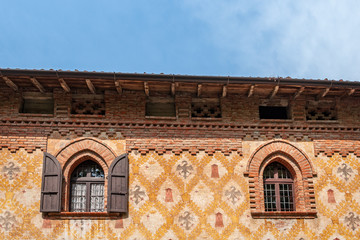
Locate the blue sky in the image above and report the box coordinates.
[1,0,359,80]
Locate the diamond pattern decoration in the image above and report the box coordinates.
[139,154,165,183]
[2,147,360,239]
[161,230,178,240]
[140,207,166,235]
[156,178,182,210]
[190,181,214,212]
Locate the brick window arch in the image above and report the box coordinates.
[244,140,317,218]
[59,138,112,213]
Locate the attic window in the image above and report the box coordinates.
[20,93,54,114]
[306,100,337,121]
[191,98,221,119]
[146,97,176,117]
[71,94,105,116]
[259,106,289,120]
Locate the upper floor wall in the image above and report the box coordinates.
[1,87,360,126]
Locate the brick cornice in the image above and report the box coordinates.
[314,140,360,157]
[1,118,360,136]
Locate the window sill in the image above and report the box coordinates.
[45,212,121,220]
[251,211,317,219]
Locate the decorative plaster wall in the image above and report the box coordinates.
[1,139,360,239]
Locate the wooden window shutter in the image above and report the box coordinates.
[107,153,129,213]
[40,153,62,212]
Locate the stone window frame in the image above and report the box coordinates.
[244,140,317,219]
[41,137,128,219]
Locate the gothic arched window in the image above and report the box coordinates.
[263,162,294,211]
[70,160,105,212]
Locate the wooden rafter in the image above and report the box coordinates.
[171,82,176,96]
[269,85,279,99]
[144,82,149,96]
[30,77,45,93]
[58,78,70,93]
[247,85,255,97]
[320,87,330,98]
[86,79,96,94]
[293,87,305,99]
[115,80,122,94]
[348,89,355,96]
[197,84,202,97]
[2,76,18,91]
[222,85,227,98]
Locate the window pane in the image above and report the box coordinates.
[71,160,105,179]
[263,165,275,179]
[264,184,277,211]
[264,162,292,180]
[277,165,292,179]
[280,184,294,211]
[71,183,86,212]
[90,183,105,212]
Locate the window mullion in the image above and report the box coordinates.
[86,182,91,212]
[275,183,281,211]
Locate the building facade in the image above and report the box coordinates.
[1,69,360,239]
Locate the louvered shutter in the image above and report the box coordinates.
[107,153,129,213]
[40,153,62,212]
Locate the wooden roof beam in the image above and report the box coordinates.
[115,80,122,95]
[222,85,227,98]
[197,84,202,97]
[293,87,305,99]
[2,76,18,92]
[86,79,96,94]
[171,82,176,96]
[144,81,149,96]
[320,87,330,98]
[30,77,45,93]
[348,88,355,96]
[269,85,279,99]
[58,78,70,93]
[247,85,255,97]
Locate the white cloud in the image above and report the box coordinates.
[182,0,360,80]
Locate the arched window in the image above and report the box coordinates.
[245,141,317,218]
[263,162,294,211]
[70,160,105,212]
